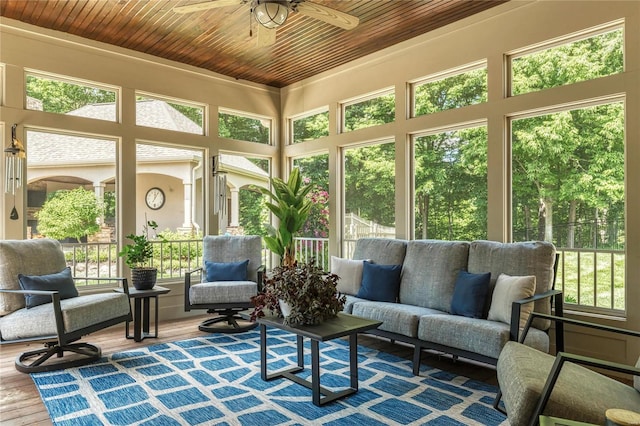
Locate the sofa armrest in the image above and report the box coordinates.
[510,289,563,342]
[72,276,130,295]
[530,351,640,426]
[184,267,203,310]
[257,265,266,292]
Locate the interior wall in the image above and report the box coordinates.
[281,0,640,366]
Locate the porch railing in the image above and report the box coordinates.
[62,239,626,313]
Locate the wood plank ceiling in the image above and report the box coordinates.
[0,0,507,88]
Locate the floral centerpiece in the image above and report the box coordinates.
[250,259,346,326]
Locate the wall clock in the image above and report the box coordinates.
[145,187,165,210]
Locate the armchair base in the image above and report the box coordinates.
[16,341,101,373]
[199,308,258,334]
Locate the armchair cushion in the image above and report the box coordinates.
[18,267,78,308]
[204,259,249,282]
[189,281,257,305]
[488,273,535,328]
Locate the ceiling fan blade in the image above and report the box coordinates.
[173,0,244,14]
[256,24,276,47]
[296,2,359,30]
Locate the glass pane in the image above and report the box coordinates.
[343,92,395,132]
[292,110,329,143]
[293,154,330,269]
[413,126,487,240]
[413,67,487,116]
[219,111,271,144]
[136,95,204,135]
[512,102,625,310]
[26,129,118,281]
[511,28,623,96]
[26,74,117,120]
[344,142,396,255]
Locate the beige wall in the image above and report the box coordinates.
[1,1,639,365]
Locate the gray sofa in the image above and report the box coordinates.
[338,238,561,374]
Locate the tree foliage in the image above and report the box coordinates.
[36,188,103,242]
[26,75,115,113]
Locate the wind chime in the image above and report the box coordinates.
[4,124,25,220]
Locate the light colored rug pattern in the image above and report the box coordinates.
[32,328,507,425]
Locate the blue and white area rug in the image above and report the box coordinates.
[32,329,507,425]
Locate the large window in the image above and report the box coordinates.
[219,109,271,144]
[26,129,118,282]
[344,141,396,255]
[412,64,487,117]
[342,90,395,132]
[26,72,117,120]
[510,26,623,96]
[136,93,204,135]
[413,126,487,241]
[511,101,625,311]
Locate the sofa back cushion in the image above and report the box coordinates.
[352,238,407,265]
[399,240,470,311]
[467,240,556,330]
[0,239,68,315]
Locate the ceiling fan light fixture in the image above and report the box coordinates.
[254,1,289,29]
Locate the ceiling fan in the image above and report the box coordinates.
[173,0,360,47]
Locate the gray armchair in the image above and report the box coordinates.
[0,239,131,373]
[185,235,263,333]
[495,312,640,425]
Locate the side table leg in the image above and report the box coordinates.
[311,339,321,406]
[134,298,142,342]
[142,297,150,336]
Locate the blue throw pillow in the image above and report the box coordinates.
[18,267,79,309]
[356,261,402,302]
[450,270,491,318]
[205,259,249,282]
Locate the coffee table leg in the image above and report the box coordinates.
[296,335,304,368]
[350,333,358,390]
[260,323,267,380]
[311,339,321,406]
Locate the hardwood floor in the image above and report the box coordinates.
[0,315,499,426]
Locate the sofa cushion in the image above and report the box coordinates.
[418,314,549,360]
[497,342,640,425]
[342,294,369,314]
[488,273,536,328]
[204,259,249,282]
[331,256,366,296]
[399,240,470,312]
[356,262,402,302]
[352,238,407,265]
[450,270,491,319]
[0,293,130,341]
[18,267,79,309]
[352,301,445,338]
[467,240,556,330]
[0,239,68,315]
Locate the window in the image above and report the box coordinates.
[342,90,395,132]
[26,72,117,120]
[136,93,204,135]
[412,65,487,117]
[26,129,118,282]
[219,109,271,144]
[291,109,329,144]
[510,27,623,96]
[293,154,330,269]
[343,141,396,255]
[511,101,625,311]
[413,125,487,240]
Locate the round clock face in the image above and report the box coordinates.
[145,187,165,210]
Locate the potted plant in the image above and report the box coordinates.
[250,259,346,326]
[119,220,163,290]
[259,167,313,267]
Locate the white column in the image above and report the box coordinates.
[182,182,193,229]
[230,188,239,227]
[94,183,105,226]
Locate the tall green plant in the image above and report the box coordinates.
[260,168,313,267]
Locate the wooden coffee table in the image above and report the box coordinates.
[257,312,382,406]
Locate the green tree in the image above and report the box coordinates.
[26,75,115,114]
[36,188,103,242]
